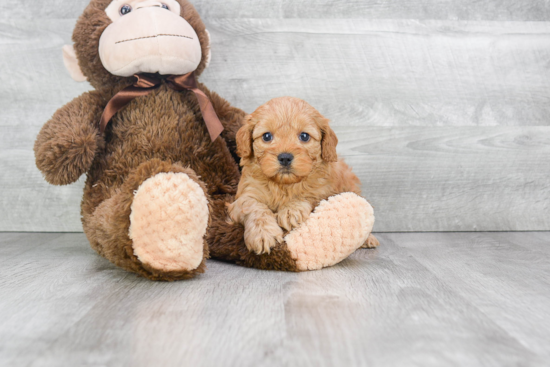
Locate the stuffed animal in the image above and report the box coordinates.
[34,0,376,281]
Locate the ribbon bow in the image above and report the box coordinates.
[98,72,224,141]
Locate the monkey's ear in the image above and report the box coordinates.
[236,115,255,159]
[62,44,87,82]
[204,30,212,69]
[315,115,338,162]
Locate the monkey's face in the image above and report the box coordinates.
[99,0,203,77]
[68,0,210,89]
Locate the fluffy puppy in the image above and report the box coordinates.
[229,97,379,255]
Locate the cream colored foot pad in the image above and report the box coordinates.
[129,172,209,272]
[285,193,375,271]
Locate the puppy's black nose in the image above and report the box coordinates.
[278,153,294,167]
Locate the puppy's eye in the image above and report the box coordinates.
[262,132,273,142]
[120,5,132,15]
[299,132,310,142]
[161,3,169,9]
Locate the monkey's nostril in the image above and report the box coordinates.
[278,153,294,167]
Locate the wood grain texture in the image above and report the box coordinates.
[5,19,550,129]
[1,10,550,232]
[392,232,550,358]
[2,0,549,21]
[3,125,549,232]
[507,232,550,254]
[0,20,89,128]
[339,126,550,231]
[202,19,550,126]
[1,232,549,366]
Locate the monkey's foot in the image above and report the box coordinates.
[129,172,209,273]
[284,193,375,271]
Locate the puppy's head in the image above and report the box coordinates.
[236,97,338,184]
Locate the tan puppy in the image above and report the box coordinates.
[229,97,379,255]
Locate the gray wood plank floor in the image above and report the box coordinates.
[1,232,549,367]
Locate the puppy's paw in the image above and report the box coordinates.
[361,234,380,249]
[244,217,284,255]
[277,202,312,232]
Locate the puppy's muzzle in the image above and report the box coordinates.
[278,153,294,167]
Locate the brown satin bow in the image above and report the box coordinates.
[98,72,224,141]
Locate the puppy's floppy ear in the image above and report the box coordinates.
[236,115,255,158]
[314,114,338,162]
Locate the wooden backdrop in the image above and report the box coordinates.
[1,0,549,232]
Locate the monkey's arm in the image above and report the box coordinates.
[201,85,246,160]
[34,91,106,185]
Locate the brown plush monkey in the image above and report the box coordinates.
[35,0,375,281]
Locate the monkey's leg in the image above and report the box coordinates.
[207,192,375,271]
[207,197,299,271]
[285,193,375,270]
[84,159,210,281]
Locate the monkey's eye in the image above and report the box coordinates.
[161,3,169,9]
[120,5,132,15]
[262,132,273,142]
[299,132,310,142]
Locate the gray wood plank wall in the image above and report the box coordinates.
[1,1,549,232]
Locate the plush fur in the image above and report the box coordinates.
[35,0,243,280]
[285,193,375,271]
[228,97,378,254]
[34,0,376,280]
[129,172,210,273]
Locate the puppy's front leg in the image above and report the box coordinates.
[276,201,313,232]
[228,196,283,255]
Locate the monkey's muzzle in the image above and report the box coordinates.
[99,7,202,77]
